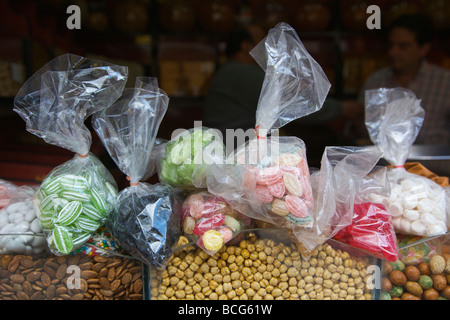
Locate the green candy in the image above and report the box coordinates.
[82,203,104,221]
[90,187,107,212]
[77,215,101,232]
[418,275,433,290]
[38,194,59,211]
[56,201,82,226]
[389,285,404,297]
[52,225,73,255]
[72,232,93,247]
[61,191,91,202]
[59,174,90,191]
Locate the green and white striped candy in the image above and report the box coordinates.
[52,198,69,213]
[41,177,63,194]
[38,212,55,231]
[52,225,73,255]
[61,191,91,202]
[77,215,100,232]
[38,194,59,211]
[105,181,118,198]
[82,203,104,221]
[59,174,90,191]
[90,187,107,212]
[36,188,47,202]
[72,231,93,247]
[56,201,83,226]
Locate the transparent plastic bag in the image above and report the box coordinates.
[334,167,399,262]
[13,54,128,255]
[159,126,225,189]
[181,191,252,256]
[207,23,330,237]
[293,146,383,253]
[365,88,447,237]
[92,77,179,268]
[0,182,48,255]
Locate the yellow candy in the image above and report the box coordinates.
[271,199,290,216]
[202,229,223,252]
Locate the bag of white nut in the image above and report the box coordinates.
[364,88,447,237]
[0,180,48,255]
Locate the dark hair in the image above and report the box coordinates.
[389,14,434,45]
[225,26,254,59]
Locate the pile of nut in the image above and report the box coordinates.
[149,235,376,300]
[0,253,143,300]
[381,254,450,300]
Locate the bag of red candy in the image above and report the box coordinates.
[334,168,399,261]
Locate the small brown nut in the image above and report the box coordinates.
[432,274,447,291]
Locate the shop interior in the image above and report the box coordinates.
[0,0,449,188]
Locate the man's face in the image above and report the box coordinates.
[388,27,430,72]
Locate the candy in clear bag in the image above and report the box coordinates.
[92,77,180,269]
[365,88,447,237]
[13,54,128,255]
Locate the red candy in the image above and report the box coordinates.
[192,213,225,236]
[334,202,398,262]
[256,167,283,186]
[254,185,273,203]
[285,195,308,218]
[267,180,286,198]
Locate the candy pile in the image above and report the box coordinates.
[36,170,118,255]
[181,192,252,255]
[0,198,47,255]
[70,227,124,257]
[243,151,313,227]
[368,174,447,237]
[160,127,223,189]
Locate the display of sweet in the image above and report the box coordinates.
[181,192,251,255]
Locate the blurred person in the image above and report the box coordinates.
[202,23,266,139]
[359,14,450,146]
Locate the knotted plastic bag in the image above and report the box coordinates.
[292,146,383,254]
[365,88,447,237]
[207,22,330,234]
[92,77,180,268]
[13,54,128,255]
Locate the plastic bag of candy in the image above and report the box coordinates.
[13,54,127,255]
[207,22,330,239]
[0,181,48,255]
[365,88,447,237]
[92,77,180,269]
[334,167,399,261]
[158,126,225,189]
[181,191,252,255]
[293,146,384,254]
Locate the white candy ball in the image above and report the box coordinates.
[420,212,437,226]
[399,218,412,234]
[417,199,434,213]
[404,209,420,221]
[402,194,418,210]
[410,220,426,235]
[30,218,42,233]
[388,201,403,217]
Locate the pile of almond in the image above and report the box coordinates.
[0,254,143,300]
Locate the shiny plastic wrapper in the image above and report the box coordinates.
[295,146,383,253]
[106,183,180,269]
[365,88,447,237]
[207,23,331,240]
[13,54,127,255]
[92,77,179,268]
[334,167,399,262]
